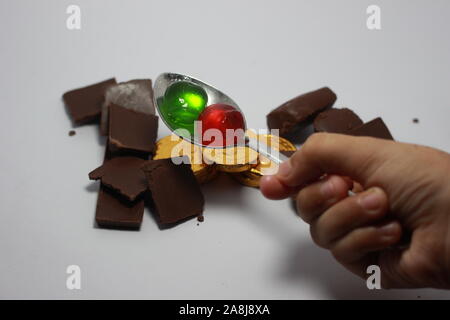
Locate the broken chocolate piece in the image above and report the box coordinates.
[68,130,76,136]
[108,104,158,155]
[93,141,145,229]
[101,79,156,135]
[141,157,204,225]
[95,186,144,229]
[89,157,147,202]
[280,150,296,158]
[348,117,394,140]
[63,78,116,125]
[267,87,337,137]
[313,108,363,134]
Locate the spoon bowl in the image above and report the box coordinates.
[153,72,288,164]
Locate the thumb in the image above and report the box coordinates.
[277,133,396,188]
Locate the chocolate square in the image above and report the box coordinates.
[89,157,147,202]
[141,157,204,225]
[92,141,146,229]
[267,87,337,137]
[108,104,158,155]
[63,78,116,125]
[280,150,296,158]
[313,108,363,134]
[100,79,155,135]
[348,117,394,140]
[95,186,144,229]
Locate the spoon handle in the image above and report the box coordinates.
[246,136,289,165]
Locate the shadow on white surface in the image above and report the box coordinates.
[280,240,449,299]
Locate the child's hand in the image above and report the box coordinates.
[260,133,450,289]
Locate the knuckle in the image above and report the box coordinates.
[301,133,327,158]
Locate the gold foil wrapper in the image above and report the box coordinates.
[231,134,297,187]
[203,146,259,173]
[153,135,215,183]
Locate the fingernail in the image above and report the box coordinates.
[320,177,336,198]
[277,159,291,178]
[359,187,384,212]
[379,222,399,241]
[380,222,398,235]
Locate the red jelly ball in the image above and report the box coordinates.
[198,104,246,147]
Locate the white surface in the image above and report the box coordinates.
[0,0,449,299]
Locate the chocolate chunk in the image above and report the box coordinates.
[267,87,337,137]
[68,130,76,136]
[141,157,204,225]
[280,150,296,158]
[108,104,158,155]
[93,144,145,229]
[313,108,363,134]
[95,186,144,229]
[89,157,147,201]
[348,117,394,140]
[63,78,116,125]
[413,118,419,124]
[103,142,114,162]
[101,79,155,135]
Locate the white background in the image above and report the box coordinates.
[0,0,449,299]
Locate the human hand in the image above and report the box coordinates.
[260,133,450,289]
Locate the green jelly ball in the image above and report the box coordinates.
[161,81,208,137]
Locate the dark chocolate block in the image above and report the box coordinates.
[280,150,296,158]
[108,104,158,155]
[103,141,113,162]
[348,117,394,140]
[89,157,147,202]
[267,87,337,137]
[141,157,204,225]
[95,186,144,229]
[93,141,145,229]
[101,79,155,135]
[313,108,363,134]
[63,78,116,125]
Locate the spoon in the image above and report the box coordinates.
[153,72,288,165]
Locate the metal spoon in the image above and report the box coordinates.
[153,72,288,165]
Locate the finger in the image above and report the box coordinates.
[310,187,389,248]
[330,221,402,268]
[276,133,396,188]
[341,176,355,189]
[296,175,352,223]
[260,175,300,200]
[352,181,364,193]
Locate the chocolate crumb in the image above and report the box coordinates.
[68,130,76,136]
[413,118,419,124]
[197,215,204,222]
